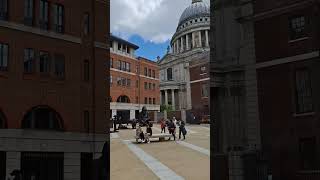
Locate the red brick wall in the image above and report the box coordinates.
[110,55,160,105]
[0,0,109,134]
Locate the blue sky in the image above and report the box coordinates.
[110,0,209,61]
[128,35,170,61]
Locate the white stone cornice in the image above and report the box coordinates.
[190,78,209,84]
[0,20,81,44]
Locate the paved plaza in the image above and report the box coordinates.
[110,124,210,180]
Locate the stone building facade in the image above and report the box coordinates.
[158,0,210,123]
[109,35,160,122]
[211,0,261,179]
[0,0,109,179]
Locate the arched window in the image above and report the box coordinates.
[0,110,6,129]
[117,95,130,103]
[167,68,173,81]
[22,106,63,131]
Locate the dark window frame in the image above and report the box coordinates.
[39,51,50,74]
[84,60,90,81]
[295,68,313,114]
[54,54,65,79]
[39,0,49,30]
[167,68,173,81]
[53,3,64,33]
[24,0,34,26]
[24,48,35,73]
[289,15,307,40]
[84,12,89,35]
[0,0,8,20]
[0,43,8,71]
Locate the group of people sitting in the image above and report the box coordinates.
[136,122,153,143]
[160,117,187,141]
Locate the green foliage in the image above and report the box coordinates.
[160,104,173,113]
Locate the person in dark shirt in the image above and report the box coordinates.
[168,119,176,140]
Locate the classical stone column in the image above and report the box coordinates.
[205,30,209,47]
[180,37,184,52]
[186,34,189,50]
[192,32,195,48]
[171,89,175,110]
[199,30,202,47]
[165,90,168,105]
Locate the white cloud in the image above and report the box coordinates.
[111,0,209,43]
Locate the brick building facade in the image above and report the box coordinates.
[0,0,109,179]
[110,35,160,122]
[255,0,320,179]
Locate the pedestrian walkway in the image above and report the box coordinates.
[176,141,210,156]
[123,140,185,180]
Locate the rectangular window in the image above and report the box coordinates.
[127,79,131,87]
[0,43,8,71]
[117,77,121,86]
[136,80,139,88]
[0,0,8,20]
[149,98,152,104]
[153,98,156,104]
[54,54,65,79]
[24,48,34,73]
[152,70,155,78]
[136,65,139,73]
[117,60,121,70]
[144,82,147,89]
[53,4,64,33]
[290,15,307,40]
[201,84,208,97]
[84,60,89,81]
[39,51,50,73]
[295,68,313,113]
[39,0,49,30]
[118,43,121,51]
[148,69,151,77]
[149,83,151,90]
[144,67,147,76]
[144,97,148,104]
[126,62,130,72]
[24,0,34,26]
[299,137,317,170]
[84,111,89,133]
[167,68,173,81]
[121,77,126,86]
[127,47,130,54]
[121,61,126,71]
[153,83,155,90]
[84,13,89,35]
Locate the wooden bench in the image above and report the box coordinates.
[135,133,173,143]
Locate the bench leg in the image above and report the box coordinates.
[159,137,164,142]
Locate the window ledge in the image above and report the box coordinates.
[200,73,207,76]
[293,112,315,117]
[289,37,309,43]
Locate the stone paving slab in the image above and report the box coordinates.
[110,139,159,180]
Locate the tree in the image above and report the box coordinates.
[160,104,173,113]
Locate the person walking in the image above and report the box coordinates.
[160,119,166,133]
[113,115,118,132]
[179,120,187,140]
[168,119,176,141]
[145,123,152,143]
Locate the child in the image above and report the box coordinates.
[136,125,145,143]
